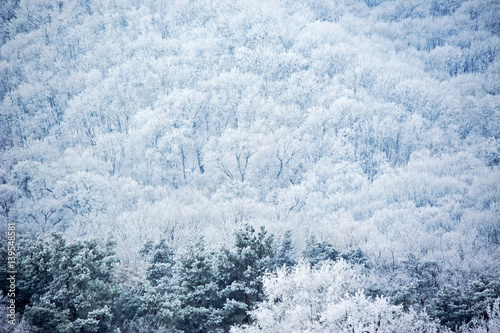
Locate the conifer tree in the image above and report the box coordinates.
[171,237,221,332]
[215,224,276,329]
[392,253,440,311]
[15,234,119,332]
[271,230,296,269]
[303,236,340,265]
[144,239,175,287]
[139,239,176,329]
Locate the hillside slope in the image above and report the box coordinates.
[0,0,499,313]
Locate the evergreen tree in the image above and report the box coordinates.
[302,237,369,268]
[303,236,340,266]
[340,248,370,268]
[271,230,296,269]
[144,239,175,287]
[138,239,176,329]
[430,275,500,329]
[468,275,500,320]
[429,286,472,329]
[392,253,440,311]
[215,224,276,330]
[13,234,120,332]
[171,237,221,332]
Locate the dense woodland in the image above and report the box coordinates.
[0,0,499,332]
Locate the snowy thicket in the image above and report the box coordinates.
[0,0,499,331]
[231,261,441,333]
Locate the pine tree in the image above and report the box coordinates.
[271,230,296,269]
[303,236,340,266]
[144,239,175,287]
[429,286,472,329]
[340,248,369,268]
[17,234,118,332]
[139,239,176,328]
[171,237,221,332]
[215,224,276,330]
[392,253,440,311]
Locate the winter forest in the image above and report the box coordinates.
[0,0,499,332]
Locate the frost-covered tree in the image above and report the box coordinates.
[231,260,441,333]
